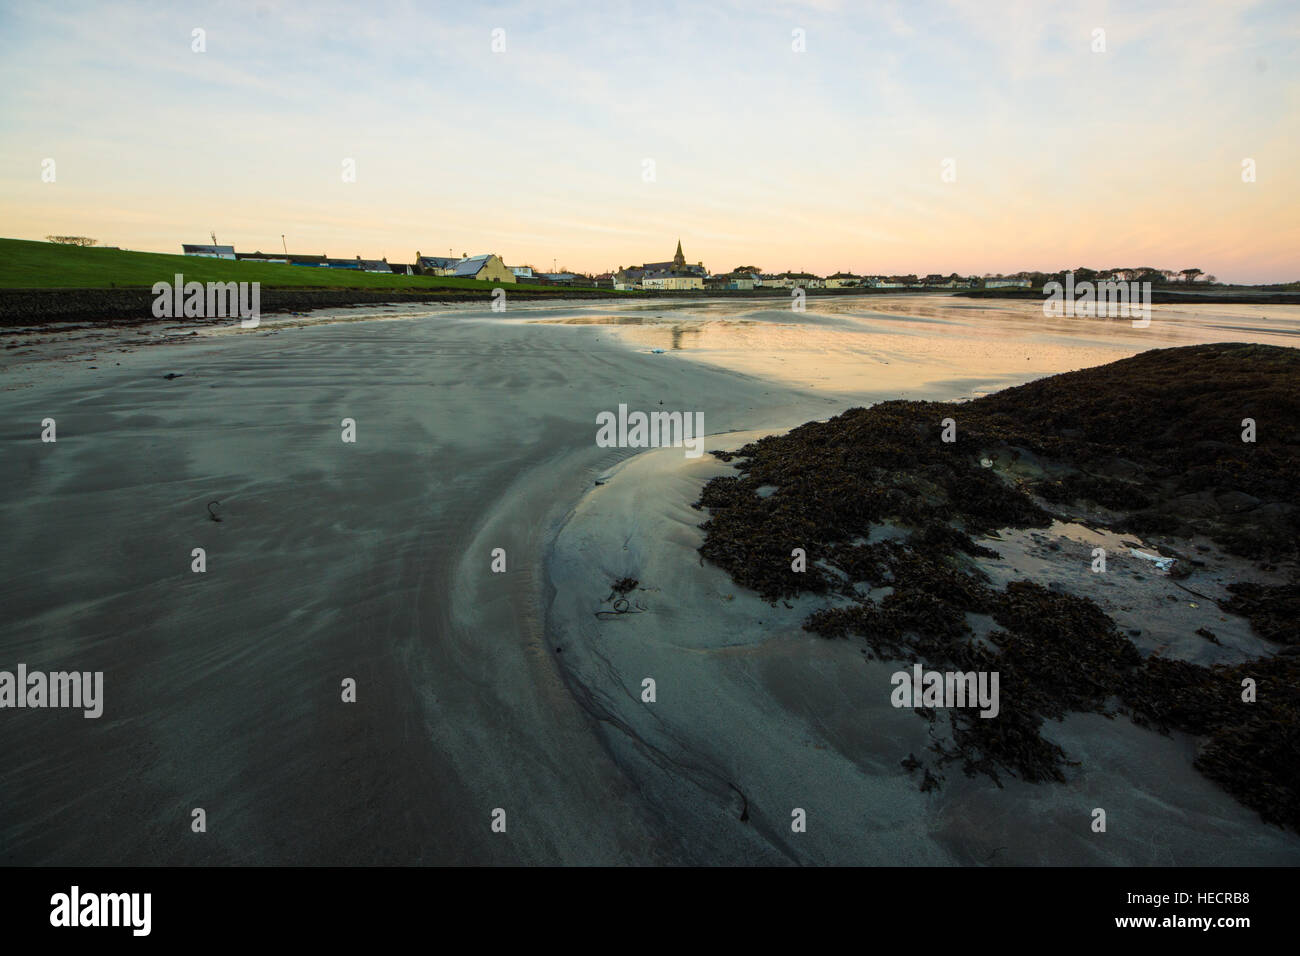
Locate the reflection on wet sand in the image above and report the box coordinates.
[529,293,1300,399]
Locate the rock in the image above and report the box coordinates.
[1216,491,1261,513]
[1096,457,1143,479]
[1256,502,1295,521]
[1173,491,1220,517]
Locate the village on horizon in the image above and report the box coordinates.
[174,236,1227,292]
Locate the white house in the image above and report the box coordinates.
[642,270,703,291]
[182,243,235,259]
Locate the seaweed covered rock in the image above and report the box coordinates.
[968,343,1300,559]
[1219,582,1300,645]
[695,343,1300,829]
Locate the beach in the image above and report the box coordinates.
[2,294,1299,864]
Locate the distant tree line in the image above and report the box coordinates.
[46,235,98,246]
[989,266,1216,285]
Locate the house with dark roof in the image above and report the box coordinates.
[415,253,462,276]
[781,271,825,289]
[452,254,516,283]
[704,271,753,291]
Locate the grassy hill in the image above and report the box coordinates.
[0,238,606,293]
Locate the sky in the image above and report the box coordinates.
[1,0,1297,282]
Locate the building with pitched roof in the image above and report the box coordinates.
[452,254,516,283]
[415,253,462,276]
[614,239,708,290]
[642,269,703,290]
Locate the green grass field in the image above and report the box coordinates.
[0,237,616,293]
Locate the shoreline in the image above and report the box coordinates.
[544,346,1300,861]
[8,285,1299,332]
[0,286,627,329]
[544,428,1300,864]
[956,288,1300,304]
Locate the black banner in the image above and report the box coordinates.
[0,866,1285,942]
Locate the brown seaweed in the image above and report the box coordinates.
[693,343,1300,829]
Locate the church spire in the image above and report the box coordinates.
[673,238,685,267]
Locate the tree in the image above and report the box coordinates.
[1180,268,1204,284]
[46,235,97,246]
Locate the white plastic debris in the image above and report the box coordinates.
[980,458,993,468]
[1129,549,1174,572]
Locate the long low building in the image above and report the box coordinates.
[188,245,414,274]
[234,251,289,263]
[643,270,703,290]
[182,243,235,259]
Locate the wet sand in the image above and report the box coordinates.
[2,294,1298,864]
[547,440,1300,864]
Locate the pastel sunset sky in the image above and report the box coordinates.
[2,0,1297,281]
